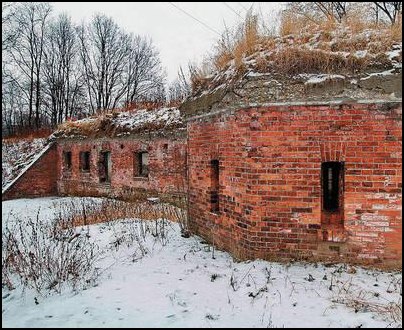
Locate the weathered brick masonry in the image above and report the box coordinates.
[2,107,188,202]
[57,136,187,199]
[2,101,402,268]
[187,101,402,267]
[2,143,58,200]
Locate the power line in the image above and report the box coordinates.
[168,2,222,37]
[237,2,249,12]
[223,2,243,19]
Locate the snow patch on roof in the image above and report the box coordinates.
[54,107,184,139]
[360,69,396,80]
[246,71,272,77]
[113,107,182,130]
[2,141,53,195]
[303,74,346,84]
[354,50,368,58]
[387,47,402,61]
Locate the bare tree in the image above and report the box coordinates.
[2,2,19,51]
[42,14,85,126]
[77,15,130,113]
[373,2,402,24]
[7,2,51,130]
[123,35,166,106]
[284,2,350,24]
[78,15,166,113]
[315,2,348,22]
[2,80,24,136]
[168,67,191,103]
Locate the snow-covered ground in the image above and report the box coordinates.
[2,197,402,328]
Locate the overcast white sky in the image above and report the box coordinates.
[50,2,284,84]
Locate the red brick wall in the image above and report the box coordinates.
[57,137,187,199]
[2,143,58,200]
[188,102,402,268]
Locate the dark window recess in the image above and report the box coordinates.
[79,151,91,172]
[63,151,72,170]
[322,162,343,211]
[211,159,220,213]
[135,152,149,177]
[98,151,111,183]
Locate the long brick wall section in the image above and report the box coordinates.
[187,102,402,268]
[2,101,401,268]
[2,143,59,200]
[57,137,187,199]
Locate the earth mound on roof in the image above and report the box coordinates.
[53,107,184,139]
[181,27,402,117]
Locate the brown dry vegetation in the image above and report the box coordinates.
[54,107,183,138]
[269,48,392,75]
[54,198,189,237]
[190,8,402,94]
[191,12,262,91]
[3,128,53,142]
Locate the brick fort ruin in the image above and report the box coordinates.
[3,47,402,269]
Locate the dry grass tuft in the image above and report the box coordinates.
[269,47,383,75]
[55,197,189,238]
[212,11,261,72]
[56,116,100,137]
[213,49,233,72]
[234,14,261,67]
[189,6,401,96]
[389,14,403,41]
[279,11,318,37]
[337,297,402,324]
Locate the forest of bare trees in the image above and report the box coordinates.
[2,2,181,137]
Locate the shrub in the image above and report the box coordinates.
[2,212,100,294]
